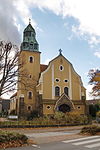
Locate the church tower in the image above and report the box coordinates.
[17,21,41,116]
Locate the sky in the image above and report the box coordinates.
[0,0,100,99]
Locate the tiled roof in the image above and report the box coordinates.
[10,92,17,99]
[87,99,100,105]
[40,64,48,72]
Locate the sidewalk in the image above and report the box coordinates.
[2,125,83,133]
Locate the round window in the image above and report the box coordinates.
[64,79,68,82]
[78,106,81,109]
[55,78,60,82]
[47,106,51,109]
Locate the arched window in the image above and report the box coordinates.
[29,56,33,63]
[27,106,32,111]
[25,31,31,36]
[34,43,38,49]
[28,91,32,99]
[30,43,33,49]
[55,86,60,96]
[64,87,69,96]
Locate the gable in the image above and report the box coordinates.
[54,93,75,110]
[38,53,85,100]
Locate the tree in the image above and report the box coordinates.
[88,69,100,97]
[89,104,100,118]
[0,41,20,96]
[0,41,36,97]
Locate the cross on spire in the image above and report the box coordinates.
[59,49,62,55]
[29,18,31,24]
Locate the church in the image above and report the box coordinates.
[10,21,86,117]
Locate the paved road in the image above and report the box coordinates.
[24,129,81,144]
[25,130,79,138]
[7,135,100,150]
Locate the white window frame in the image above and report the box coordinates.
[55,78,60,82]
[63,86,69,96]
[47,105,51,109]
[55,85,61,96]
[29,74,32,78]
[63,79,68,83]
[59,65,64,71]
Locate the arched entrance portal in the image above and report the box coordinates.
[58,104,71,113]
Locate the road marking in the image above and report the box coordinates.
[85,143,100,148]
[62,136,100,143]
[73,138,100,145]
[32,144,40,148]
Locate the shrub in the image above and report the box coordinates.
[64,112,88,124]
[9,110,16,115]
[54,111,88,125]
[81,125,100,135]
[27,110,39,120]
[54,112,65,120]
[0,130,28,144]
[96,111,100,118]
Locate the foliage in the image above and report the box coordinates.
[26,110,39,120]
[89,104,100,118]
[81,125,100,135]
[96,111,100,118]
[9,109,16,115]
[64,112,88,124]
[0,112,89,127]
[0,130,28,143]
[88,69,100,97]
[54,112,65,121]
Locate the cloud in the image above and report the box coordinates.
[1,0,100,46]
[0,0,37,46]
[13,0,100,46]
[26,0,100,45]
[94,51,100,58]
[0,0,21,45]
[86,85,94,100]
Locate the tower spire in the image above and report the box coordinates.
[21,21,39,52]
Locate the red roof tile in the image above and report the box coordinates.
[10,92,17,99]
[40,64,48,72]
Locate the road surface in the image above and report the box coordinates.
[7,135,100,150]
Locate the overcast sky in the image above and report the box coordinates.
[0,0,100,99]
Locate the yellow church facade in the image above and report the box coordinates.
[10,22,86,117]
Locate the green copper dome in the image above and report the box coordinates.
[24,23,35,33]
[21,22,39,52]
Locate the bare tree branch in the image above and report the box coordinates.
[0,41,36,97]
